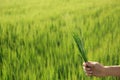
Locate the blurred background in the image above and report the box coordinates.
[0,0,120,80]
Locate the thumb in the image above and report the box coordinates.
[86,62,94,67]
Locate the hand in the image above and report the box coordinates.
[83,62,106,77]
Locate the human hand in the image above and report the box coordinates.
[83,62,106,77]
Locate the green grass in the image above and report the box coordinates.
[0,0,120,80]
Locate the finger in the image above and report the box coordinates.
[83,68,93,74]
[83,67,86,72]
[86,71,93,74]
[86,73,92,76]
[83,66,85,70]
[86,62,94,67]
[83,67,90,70]
[83,62,87,67]
[83,67,92,72]
[85,67,91,71]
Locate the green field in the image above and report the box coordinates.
[0,0,120,80]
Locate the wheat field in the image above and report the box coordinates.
[0,0,120,80]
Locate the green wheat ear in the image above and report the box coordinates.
[73,33,88,62]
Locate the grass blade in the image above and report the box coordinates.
[73,33,88,62]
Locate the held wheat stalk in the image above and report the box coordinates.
[73,33,88,62]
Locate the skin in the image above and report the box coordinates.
[83,61,120,77]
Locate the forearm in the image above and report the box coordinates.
[104,66,120,76]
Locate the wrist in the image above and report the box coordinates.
[103,66,111,76]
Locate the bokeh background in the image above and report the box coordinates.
[0,0,120,80]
